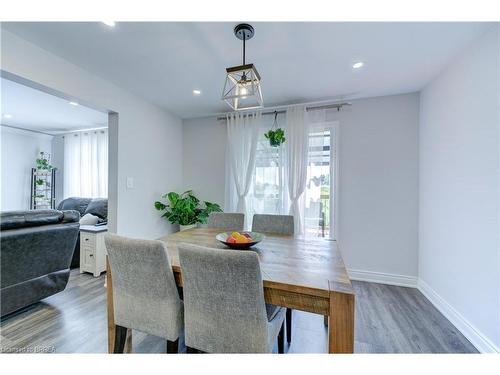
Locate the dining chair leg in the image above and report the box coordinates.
[166,339,179,354]
[176,286,184,300]
[113,325,128,353]
[286,308,292,344]
[278,321,285,354]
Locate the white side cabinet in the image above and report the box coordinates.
[79,225,107,277]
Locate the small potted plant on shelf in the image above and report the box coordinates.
[264,111,286,147]
[154,190,222,231]
[35,152,54,175]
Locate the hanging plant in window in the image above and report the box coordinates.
[264,111,286,147]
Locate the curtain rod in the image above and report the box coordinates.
[60,126,108,137]
[216,102,351,121]
[58,127,108,138]
[63,126,108,134]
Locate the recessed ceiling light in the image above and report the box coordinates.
[69,101,79,106]
[352,62,364,69]
[4,114,13,119]
[193,89,202,95]
[102,21,116,27]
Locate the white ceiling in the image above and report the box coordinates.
[2,22,493,119]
[0,78,108,134]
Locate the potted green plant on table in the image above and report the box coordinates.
[154,190,222,231]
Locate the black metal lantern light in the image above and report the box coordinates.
[222,23,263,111]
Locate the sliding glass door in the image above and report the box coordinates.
[304,128,332,238]
[248,119,338,239]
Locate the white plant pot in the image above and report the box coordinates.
[36,170,51,176]
[179,224,196,232]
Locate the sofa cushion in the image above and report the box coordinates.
[62,210,80,224]
[85,198,108,220]
[0,212,25,230]
[1,210,64,230]
[57,197,91,217]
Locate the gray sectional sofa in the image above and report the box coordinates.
[57,197,108,268]
[0,209,80,317]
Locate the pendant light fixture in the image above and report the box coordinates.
[222,23,263,111]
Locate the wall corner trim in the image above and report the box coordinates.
[417,278,500,353]
[347,268,418,288]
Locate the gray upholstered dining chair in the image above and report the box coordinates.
[104,234,184,354]
[178,243,286,353]
[207,212,245,231]
[252,214,294,235]
[252,214,295,345]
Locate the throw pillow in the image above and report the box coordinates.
[57,197,92,216]
[80,213,100,225]
[84,198,108,220]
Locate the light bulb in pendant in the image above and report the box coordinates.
[239,85,248,99]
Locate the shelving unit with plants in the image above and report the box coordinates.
[30,152,57,210]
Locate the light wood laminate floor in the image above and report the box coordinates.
[0,269,477,353]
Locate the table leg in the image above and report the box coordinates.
[106,257,132,353]
[328,290,355,353]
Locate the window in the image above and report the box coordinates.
[247,120,338,238]
[249,132,285,216]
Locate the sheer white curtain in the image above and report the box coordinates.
[285,105,309,235]
[225,112,261,227]
[63,129,108,198]
[225,111,261,211]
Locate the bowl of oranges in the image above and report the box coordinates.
[216,231,264,250]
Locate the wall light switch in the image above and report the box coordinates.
[126,177,134,189]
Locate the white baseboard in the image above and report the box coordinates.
[347,268,499,353]
[347,268,418,288]
[418,279,499,354]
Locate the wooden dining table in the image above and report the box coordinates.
[106,227,355,353]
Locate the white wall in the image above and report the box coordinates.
[0,126,53,210]
[182,93,420,280]
[1,30,183,239]
[333,94,420,281]
[419,25,500,352]
[182,116,226,206]
[51,135,64,206]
